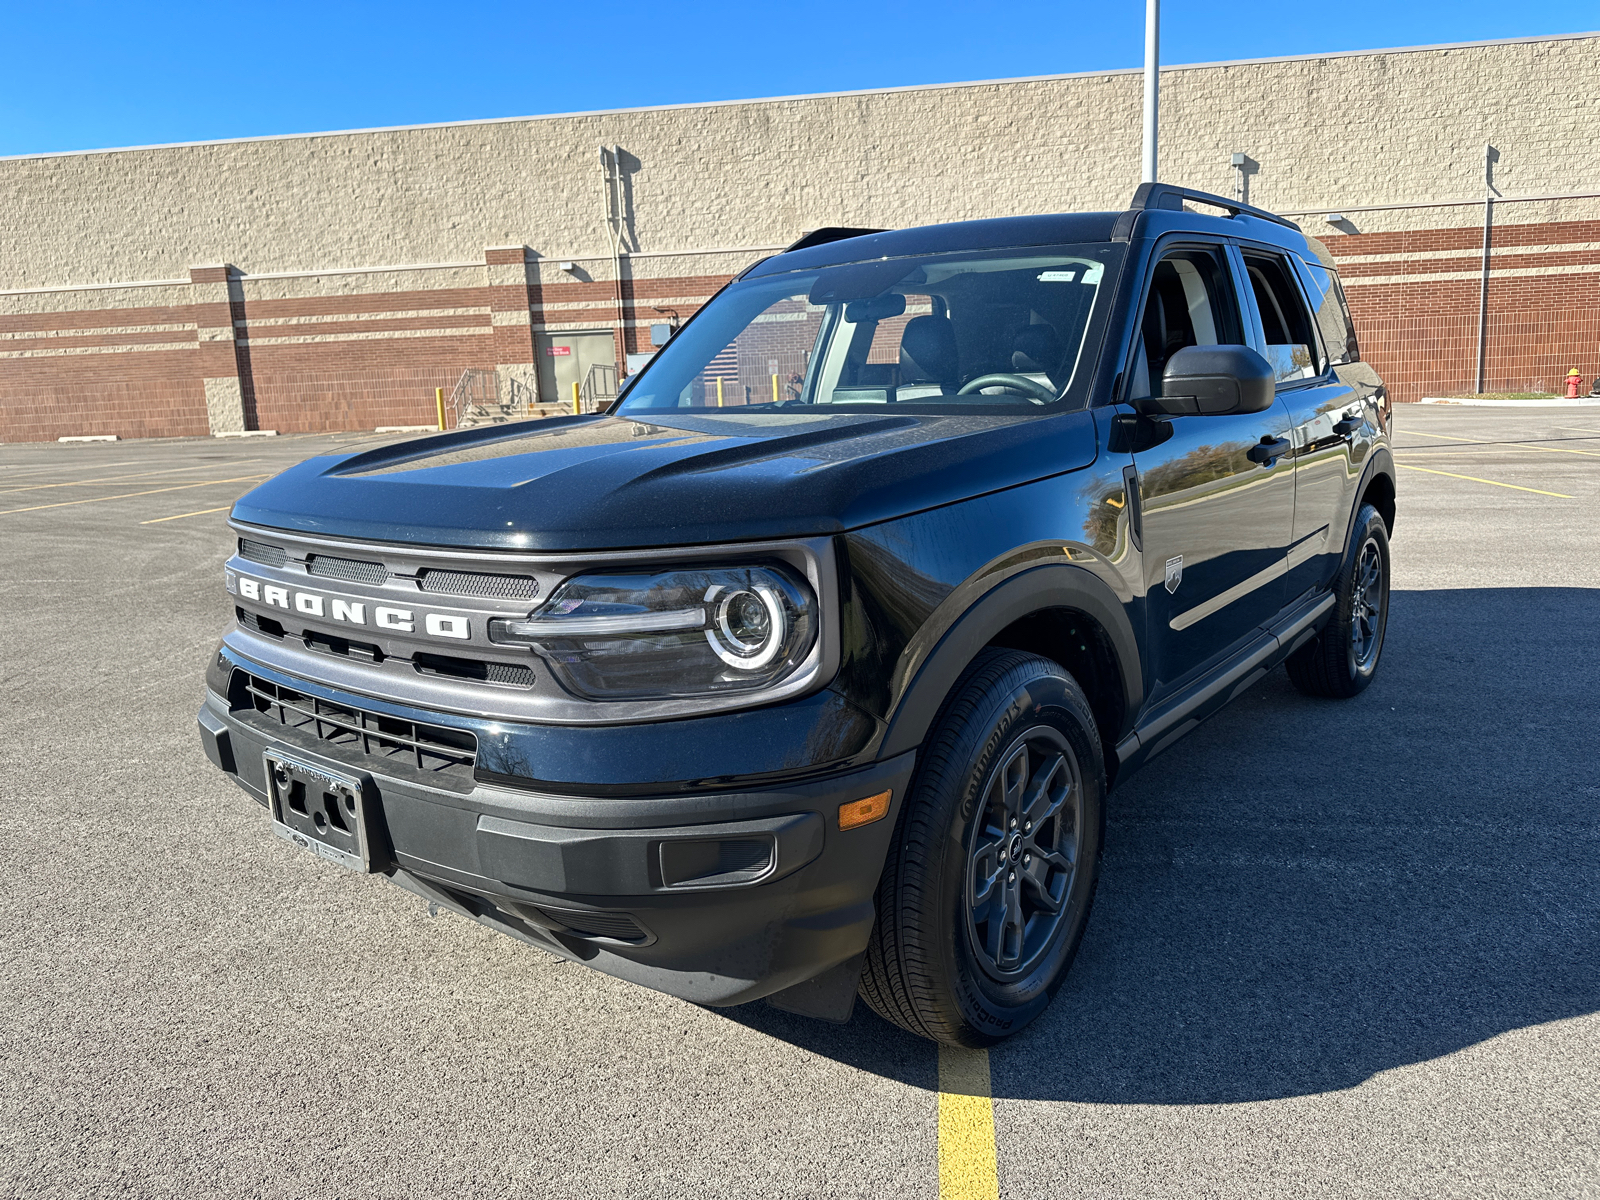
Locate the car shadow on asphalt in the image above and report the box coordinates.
[729,587,1600,1102]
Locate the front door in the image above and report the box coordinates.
[537,331,616,411]
[1123,244,1298,701]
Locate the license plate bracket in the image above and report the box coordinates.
[263,751,373,873]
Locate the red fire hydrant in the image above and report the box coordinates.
[1568,369,1584,398]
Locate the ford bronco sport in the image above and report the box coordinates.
[198,183,1394,1046]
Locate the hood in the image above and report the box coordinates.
[231,409,1099,551]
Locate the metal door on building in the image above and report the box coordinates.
[537,331,616,410]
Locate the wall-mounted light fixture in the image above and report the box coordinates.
[1230,152,1255,203]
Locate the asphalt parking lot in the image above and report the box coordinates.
[3,407,1598,1199]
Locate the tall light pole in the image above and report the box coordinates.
[1142,0,1160,183]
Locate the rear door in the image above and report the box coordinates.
[1235,248,1363,599]
[1124,242,1298,702]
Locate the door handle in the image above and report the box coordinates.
[1247,436,1292,465]
[1332,416,1362,438]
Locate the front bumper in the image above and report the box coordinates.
[198,661,915,1009]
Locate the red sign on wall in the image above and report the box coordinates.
[546,345,572,356]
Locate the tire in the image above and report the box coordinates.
[859,649,1105,1046]
[1286,503,1391,699]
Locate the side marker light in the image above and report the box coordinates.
[838,790,892,831]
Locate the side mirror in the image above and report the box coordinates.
[1140,345,1275,417]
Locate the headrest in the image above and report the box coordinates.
[899,316,958,383]
[1011,325,1064,379]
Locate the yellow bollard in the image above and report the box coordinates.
[435,387,446,431]
[772,374,780,404]
[572,381,581,415]
[716,377,725,408]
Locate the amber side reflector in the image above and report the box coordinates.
[838,790,892,831]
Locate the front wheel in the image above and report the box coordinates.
[860,650,1105,1046]
[1286,503,1391,698]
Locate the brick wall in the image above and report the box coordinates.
[1330,215,1600,402]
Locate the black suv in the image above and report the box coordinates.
[198,184,1394,1046]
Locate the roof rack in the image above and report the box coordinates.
[1113,183,1300,238]
[783,227,888,253]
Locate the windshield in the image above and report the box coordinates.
[618,243,1125,417]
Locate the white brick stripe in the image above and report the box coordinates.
[1342,263,1600,287]
[0,341,196,359]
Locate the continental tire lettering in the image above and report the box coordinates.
[375,606,415,632]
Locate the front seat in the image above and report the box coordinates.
[1011,325,1066,390]
[898,316,959,396]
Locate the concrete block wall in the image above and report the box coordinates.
[1,32,1597,439]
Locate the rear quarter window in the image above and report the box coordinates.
[1298,257,1360,365]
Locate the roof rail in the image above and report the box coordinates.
[783,227,888,253]
[1113,183,1300,239]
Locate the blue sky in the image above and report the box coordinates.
[0,1,1593,156]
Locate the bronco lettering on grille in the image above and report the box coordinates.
[229,572,472,640]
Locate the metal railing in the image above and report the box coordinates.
[450,368,541,426]
[580,363,619,413]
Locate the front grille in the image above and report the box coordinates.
[419,568,539,601]
[232,670,476,784]
[413,652,535,688]
[304,629,384,663]
[237,607,285,638]
[307,554,389,585]
[238,538,287,568]
[526,904,649,943]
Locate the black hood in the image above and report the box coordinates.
[231,409,1099,551]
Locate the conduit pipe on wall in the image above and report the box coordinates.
[601,145,628,371]
[1475,143,1498,394]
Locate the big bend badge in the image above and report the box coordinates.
[1165,555,1183,595]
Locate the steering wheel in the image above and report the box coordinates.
[955,373,1057,404]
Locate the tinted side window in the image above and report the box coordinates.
[1243,253,1321,384]
[1129,248,1242,399]
[1299,258,1360,365]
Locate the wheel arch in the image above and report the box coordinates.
[1358,446,1397,536]
[877,564,1143,770]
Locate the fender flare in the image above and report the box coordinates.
[877,563,1143,759]
[1345,444,1396,559]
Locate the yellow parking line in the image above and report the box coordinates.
[0,475,268,515]
[1396,463,1572,498]
[938,1046,999,1200]
[0,459,266,494]
[1400,429,1600,458]
[140,505,233,525]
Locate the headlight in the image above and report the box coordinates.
[488,566,817,700]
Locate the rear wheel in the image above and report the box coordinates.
[860,649,1105,1046]
[1286,503,1390,698]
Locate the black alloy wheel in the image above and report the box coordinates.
[1286,502,1391,698]
[860,649,1105,1047]
[965,731,1083,984]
